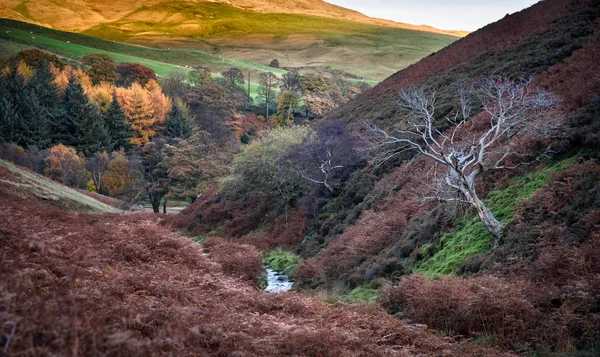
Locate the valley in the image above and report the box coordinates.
[1,0,599,355]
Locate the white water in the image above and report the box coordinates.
[264,268,294,293]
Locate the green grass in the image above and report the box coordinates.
[0,19,287,100]
[264,249,302,281]
[415,157,578,276]
[342,286,379,305]
[0,160,122,214]
[82,2,456,80]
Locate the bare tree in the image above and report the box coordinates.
[363,77,561,248]
[293,121,360,194]
[258,72,280,120]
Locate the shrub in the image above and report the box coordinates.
[202,237,263,285]
[264,249,302,280]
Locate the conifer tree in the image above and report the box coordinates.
[2,65,26,145]
[62,77,110,155]
[21,91,51,149]
[164,100,194,139]
[104,95,133,151]
[0,96,19,144]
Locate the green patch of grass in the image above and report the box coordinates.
[264,249,302,281]
[415,157,578,276]
[207,225,224,235]
[342,285,379,305]
[192,235,207,244]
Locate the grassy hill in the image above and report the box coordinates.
[0,19,295,100]
[0,1,459,80]
[0,160,122,213]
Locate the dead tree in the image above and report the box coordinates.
[363,77,561,248]
[293,121,359,194]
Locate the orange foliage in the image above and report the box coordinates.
[17,61,34,83]
[87,82,116,113]
[0,176,510,356]
[116,82,170,146]
[44,144,88,187]
[100,153,131,196]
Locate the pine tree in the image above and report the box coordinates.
[21,91,51,149]
[104,95,133,151]
[62,77,110,156]
[2,65,26,145]
[164,100,194,139]
[21,60,61,149]
[0,96,19,144]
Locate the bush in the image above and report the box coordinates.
[203,237,263,285]
[380,274,587,352]
[264,249,302,281]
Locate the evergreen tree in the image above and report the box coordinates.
[21,60,61,149]
[2,65,26,145]
[0,96,19,144]
[62,77,109,156]
[104,95,133,151]
[164,100,194,139]
[21,91,51,149]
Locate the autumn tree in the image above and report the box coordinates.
[2,49,64,70]
[161,131,225,203]
[188,66,212,86]
[87,82,115,113]
[222,67,245,91]
[116,82,164,146]
[45,144,88,188]
[134,138,170,213]
[161,71,190,98]
[87,151,110,193]
[99,151,132,196]
[274,91,299,127]
[116,63,157,87]
[281,71,301,93]
[257,72,280,120]
[221,126,311,213]
[363,78,561,248]
[82,54,116,85]
[185,82,242,143]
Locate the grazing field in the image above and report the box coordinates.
[0,1,458,80]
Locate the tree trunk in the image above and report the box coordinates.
[151,193,162,214]
[163,198,167,214]
[468,190,504,249]
[460,175,504,249]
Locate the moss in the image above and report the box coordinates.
[342,285,379,305]
[415,157,578,276]
[264,249,302,281]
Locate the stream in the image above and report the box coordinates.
[264,268,294,293]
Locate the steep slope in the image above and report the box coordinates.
[0,159,122,213]
[0,162,510,356]
[328,0,596,122]
[168,0,600,352]
[0,1,460,80]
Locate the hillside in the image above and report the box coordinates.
[0,160,512,356]
[168,0,600,353]
[328,0,599,123]
[0,1,460,80]
[0,159,122,213]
